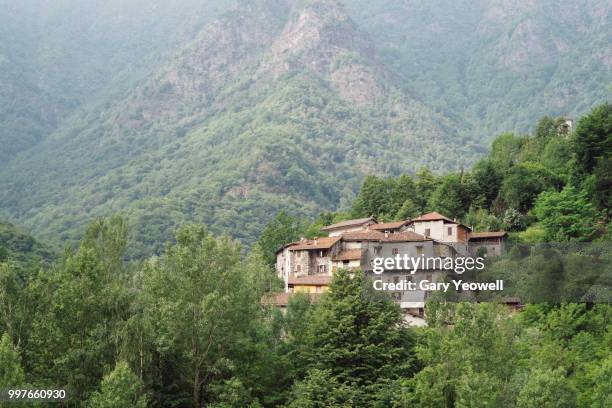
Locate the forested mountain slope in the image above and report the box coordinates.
[0,0,609,256]
[346,0,611,140]
[0,220,54,268]
[0,0,237,164]
[0,0,483,255]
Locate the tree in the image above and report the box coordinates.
[536,116,558,139]
[591,157,612,216]
[288,369,355,408]
[428,174,467,219]
[533,186,599,241]
[0,262,29,347]
[27,216,131,402]
[586,356,612,408]
[88,361,147,408]
[455,370,502,408]
[297,269,416,405]
[415,167,437,213]
[516,368,576,408]
[500,165,546,212]
[470,159,502,208]
[391,174,418,216]
[395,303,521,407]
[489,133,523,171]
[140,225,267,407]
[573,103,612,177]
[396,198,420,220]
[256,210,302,266]
[0,333,25,388]
[351,175,396,218]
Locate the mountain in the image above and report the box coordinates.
[0,0,609,256]
[345,0,611,139]
[0,0,238,164]
[0,0,483,255]
[0,220,54,268]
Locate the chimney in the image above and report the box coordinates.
[314,236,318,245]
[384,231,389,238]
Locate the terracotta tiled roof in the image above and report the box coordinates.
[341,230,429,242]
[333,249,364,261]
[288,275,332,286]
[411,212,456,223]
[262,292,323,307]
[264,292,291,306]
[383,231,430,242]
[370,220,409,230]
[275,241,300,254]
[289,236,342,251]
[469,231,507,240]
[341,231,387,241]
[321,217,376,231]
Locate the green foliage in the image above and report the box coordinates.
[0,333,25,388]
[137,224,272,407]
[0,222,54,269]
[27,216,131,402]
[88,362,147,408]
[427,174,467,219]
[470,159,502,208]
[500,165,547,212]
[257,210,302,266]
[0,214,610,406]
[573,103,612,177]
[288,269,416,406]
[288,369,355,408]
[516,368,576,408]
[534,186,600,241]
[590,157,612,216]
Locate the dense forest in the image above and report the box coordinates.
[1,0,609,258]
[257,103,611,262]
[1,105,609,407]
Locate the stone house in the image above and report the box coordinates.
[320,216,377,236]
[468,231,507,256]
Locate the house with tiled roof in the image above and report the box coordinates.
[369,220,410,233]
[468,231,507,256]
[320,216,377,236]
[272,211,506,325]
[407,212,471,243]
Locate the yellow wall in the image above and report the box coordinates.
[293,285,329,294]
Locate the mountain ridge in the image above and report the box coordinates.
[0,0,608,256]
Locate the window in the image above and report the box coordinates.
[424,228,431,236]
[295,264,301,273]
[318,264,327,273]
[343,260,349,266]
[392,292,401,300]
[447,227,453,236]
[374,246,382,255]
[296,251,302,258]
[405,275,412,283]
[319,250,325,257]
[416,246,423,256]
[393,276,400,284]
[392,248,399,255]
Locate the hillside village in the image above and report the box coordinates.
[272,212,507,325]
